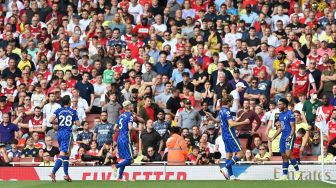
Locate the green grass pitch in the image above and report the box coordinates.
[0,180,335,188]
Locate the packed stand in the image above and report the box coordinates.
[1,0,336,166]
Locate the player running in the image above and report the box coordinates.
[49,95,80,182]
[206,95,249,180]
[269,98,302,180]
[112,101,142,181]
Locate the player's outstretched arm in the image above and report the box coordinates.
[228,119,250,127]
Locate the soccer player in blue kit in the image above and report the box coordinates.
[49,95,80,182]
[206,95,250,180]
[112,100,143,181]
[269,98,302,180]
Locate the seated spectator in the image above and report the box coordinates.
[31,132,46,149]
[197,138,211,165]
[310,133,322,156]
[188,146,200,165]
[141,146,162,162]
[71,147,85,163]
[253,145,270,162]
[39,151,54,166]
[7,139,22,161]
[86,141,99,156]
[21,136,39,158]
[252,136,262,156]
[46,123,58,141]
[43,136,60,157]
[76,121,94,151]
[242,149,254,162]
[0,143,9,166]
[318,145,334,162]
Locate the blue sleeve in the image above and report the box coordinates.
[73,110,79,122]
[53,109,58,117]
[12,124,19,131]
[225,109,232,120]
[289,112,295,123]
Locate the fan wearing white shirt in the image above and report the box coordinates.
[152,15,167,36]
[230,82,246,114]
[128,0,143,23]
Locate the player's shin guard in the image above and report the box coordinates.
[63,156,70,175]
[290,159,299,171]
[52,157,64,174]
[282,162,289,175]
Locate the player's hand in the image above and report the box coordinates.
[285,136,292,142]
[300,146,305,153]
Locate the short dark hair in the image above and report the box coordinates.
[61,95,71,106]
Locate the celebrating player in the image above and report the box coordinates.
[112,100,142,181]
[268,98,302,180]
[206,95,250,180]
[49,95,80,182]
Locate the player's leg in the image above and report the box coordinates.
[50,136,65,182]
[277,138,289,180]
[63,135,73,181]
[116,158,132,180]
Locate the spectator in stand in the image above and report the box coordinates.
[318,145,334,162]
[7,139,21,162]
[253,144,270,162]
[40,151,54,166]
[75,72,95,112]
[252,136,262,156]
[102,93,121,124]
[140,119,163,156]
[327,109,336,144]
[242,149,254,162]
[320,59,336,96]
[188,146,200,165]
[43,136,60,158]
[46,121,58,141]
[311,133,322,156]
[86,140,99,156]
[236,99,261,149]
[302,89,321,125]
[178,100,202,131]
[76,121,94,151]
[0,113,19,148]
[141,146,162,162]
[0,143,9,166]
[21,136,39,158]
[42,93,61,132]
[93,111,114,150]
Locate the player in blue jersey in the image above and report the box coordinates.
[48,95,80,182]
[269,98,301,180]
[112,100,143,181]
[206,95,250,180]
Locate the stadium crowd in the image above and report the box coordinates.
[1,0,336,166]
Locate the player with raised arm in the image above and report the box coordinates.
[49,95,80,182]
[268,98,302,180]
[112,100,143,182]
[206,95,250,180]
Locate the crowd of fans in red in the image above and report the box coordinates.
[1,0,336,166]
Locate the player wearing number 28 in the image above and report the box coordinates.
[48,95,80,182]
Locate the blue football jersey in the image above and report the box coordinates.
[279,110,295,136]
[54,107,79,134]
[116,111,133,142]
[219,107,236,140]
